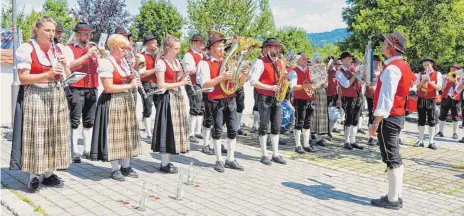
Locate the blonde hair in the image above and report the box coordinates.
[163,35,181,53]
[32,16,56,39]
[107,34,130,49]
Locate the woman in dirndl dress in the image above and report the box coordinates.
[152,35,190,174]
[90,34,142,181]
[10,16,72,191]
[310,54,329,146]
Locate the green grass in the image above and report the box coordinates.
[1,182,47,216]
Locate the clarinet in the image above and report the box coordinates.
[123,51,148,99]
[177,55,193,92]
[50,40,72,96]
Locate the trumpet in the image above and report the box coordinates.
[453,70,464,100]
[87,41,109,59]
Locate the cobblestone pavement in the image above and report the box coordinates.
[1,113,464,216]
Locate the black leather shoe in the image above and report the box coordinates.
[316,140,326,147]
[237,129,247,136]
[303,145,316,152]
[459,137,464,143]
[371,196,401,210]
[398,139,404,145]
[327,134,333,141]
[111,170,125,181]
[351,143,364,150]
[195,134,203,139]
[82,152,90,159]
[189,136,199,143]
[295,146,305,154]
[214,161,225,172]
[73,157,81,163]
[358,128,366,134]
[344,143,353,150]
[311,134,316,140]
[28,177,40,192]
[221,144,227,153]
[42,174,64,188]
[332,128,340,133]
[368,138,376,146]
[414,141,424,147]
[202,146,214,155]
[120,167,138,178]
[260,156,272,166]
[225,160,244,171]
[250,126,257,133]
[160,163,178,174]
[436,132,444,137]
[428,143,437,150]
[272,155,287,165]
[452,133,459,140]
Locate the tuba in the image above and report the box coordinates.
[219,36,262,95]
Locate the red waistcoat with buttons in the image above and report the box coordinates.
[255,56,283,97]
[68,44,99,88]
[29,42,62,81]
[141,53,156,83]
[206,59,236,100]
[417,70,438,99]
[338,67,361,98]
[162,59,180,84]
[187,50,202,85]
[441,78,462,101]
[327,69,338,96]
[373,58,415,116]
[292,67,316,100]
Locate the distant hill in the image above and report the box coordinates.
[307,28,351,47]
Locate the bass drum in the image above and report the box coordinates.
[280,101,294,134]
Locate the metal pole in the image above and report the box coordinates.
[11,0,20,127]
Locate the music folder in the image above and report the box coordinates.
[64,72,87,85]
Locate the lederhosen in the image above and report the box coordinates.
[67,44,99,130]
[152,59,190,154]
[236,87,245,114]
[140,52,159,118]
[292,67,315,130]
[10,41,72,174]
[256,56,283,135]
[417,71,439,127]
[185,50,204,117]
[202,56,214,129]
[374,59,414,169]
[206,59,238,140]
[439,78,462,122]
[90,58,141,161]
[339,67,362,127]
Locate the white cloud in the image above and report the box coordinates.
[20,3,43,15]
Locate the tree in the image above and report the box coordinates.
[341,0,464,72]
[274,26,313,57]
[187,0,275,38]
[1,1,41,42]
[135,0,184,44]
[42,0,75,42]
[70,0,132,42]
[314,44,341,60]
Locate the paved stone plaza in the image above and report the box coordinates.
[1,112,464,216]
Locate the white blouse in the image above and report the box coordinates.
[16,39,72,70]
[96,56,131,78]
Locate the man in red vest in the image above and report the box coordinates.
[196,35,248,172]
[138,34,159,140]
[327,59,342,136]
[436,63,462,139]
[336,52,364,150]
[66,22,99,163]
[415,57,442,149]
[183,34,206,146]
[369,32,415,209]
[54,23,64,44]
[289,52,316,154]
[365,55,383,145]
[249,38,287,165]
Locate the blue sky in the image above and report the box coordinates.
[15,0,347,33]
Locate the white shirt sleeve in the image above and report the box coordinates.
[183,52,196,74]
[196,60,210,88]
[373,65,402,118]
[436,73,443,89]
[288,70,298,89]
[155,59,166,73]
[16,43,33,70]
[57,44,72,68]
[336,70,350,88]
[96,58,114,78]
[248,59,264,86]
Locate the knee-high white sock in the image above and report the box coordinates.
[368,124,373,139]
[350,126,357,143]
[316,134,322,142]
[303,129,310,148]
[397,164,404,199]
[387,167,402,202]
[202,127,210,147]
[329,120,336,134]
[253,111,260,128]
[271,134,279,157]
[439,121,445,133]
[44,171,53,178]
[259,135,268,157]
[121,157,130,168]
[294,129,302,148]
[358,116,363,129]
[195,116,203,135]
[189,116,196,137]
[418,126,425,142]
[237,112,243,130]
[344,126,351,143]
[161,154,170,167]
[143,117,152,138]
[110,160,120,172]
[72,129,80,156]
[213,139,223,162]
[82,127,93,154]
[453,121,458,135]
[226,139,236,161]
[429,126,435,144]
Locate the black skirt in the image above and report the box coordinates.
[9,85,25,171]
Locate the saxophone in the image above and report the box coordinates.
[219,36,262,95]
[275,51,300,102]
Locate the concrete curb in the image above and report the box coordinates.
[1,186,42,216]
